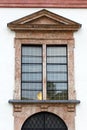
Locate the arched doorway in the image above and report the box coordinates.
[21,112,68,130]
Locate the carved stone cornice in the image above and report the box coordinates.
[7,9,81,31]
[9,99,80,113]
[7,24,81,31]
[1,0,87,8]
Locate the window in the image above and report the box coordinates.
[8,10,81,130]
[47,46,68,100]
[7,9,81,101]
[21,112,68,130]
[21,45,43,100]
[21,45,68,100]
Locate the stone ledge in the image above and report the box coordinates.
[9,99,80,104]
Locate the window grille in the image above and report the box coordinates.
[22,112,68,130]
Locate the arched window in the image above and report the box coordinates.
[22,112,68,130]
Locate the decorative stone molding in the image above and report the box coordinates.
[8,10,81,130]
[40,105,49,111]
[67,104,75,112]
[14,104,22,112]
[7,9,81,31]
[9,99,80,104]
[1,0,87,8]
[10,101,79,130]
[9,99,80,112]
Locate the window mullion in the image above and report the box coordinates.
[43,44,46,100]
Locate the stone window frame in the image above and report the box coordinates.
[10,39,80,130]
[14,38,75,100]
[8,9,81,130]
[7,9,81,101]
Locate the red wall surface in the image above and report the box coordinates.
[0,0,87,8]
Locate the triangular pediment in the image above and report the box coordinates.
[24,16,64,25]
[7,9,81,31]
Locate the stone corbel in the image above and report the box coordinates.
[67,104,75,112]
[40,105,49,111]
[14,104,22,112]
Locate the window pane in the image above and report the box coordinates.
[47,82,67,90]
[47,90,68,100]
[22,46,42,56]
[22,73,42,81]
[22,83,42,90]
[47,73,67,81]
[47,46,66,56]
[47,65,67,72]
[47,57,66,64]
[22,64,42,72]
[21,45,42,100]
[22,57,42,63]
[47,46,68,100]
[22,90,42,100]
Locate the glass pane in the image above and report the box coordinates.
[47,46,68,100]
[47,46,66,56]
[47,65,67,72]
[22,83,42,90]
[22,64,42,72]
[47,82,67,90]
[22,56,42,63]
[22,46,42,56]
[47,90,68,100]
[47,73,67,81]
[22,73,42,81]
[21,45,43,100]
[47,57,67,64]
[22,90,42,100]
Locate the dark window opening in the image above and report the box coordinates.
[21,112,68,130]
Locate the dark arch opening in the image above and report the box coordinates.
[21,112,68,130]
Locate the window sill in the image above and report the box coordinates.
[9,99,80,104]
